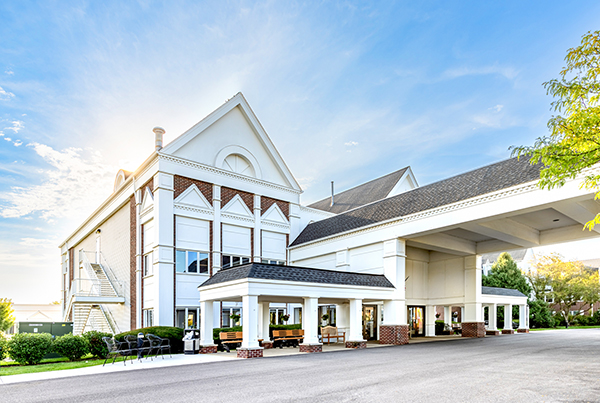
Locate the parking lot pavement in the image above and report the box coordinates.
[2,329,600,403]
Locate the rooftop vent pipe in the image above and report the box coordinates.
[153,127,165,151]
[330,181,334,207]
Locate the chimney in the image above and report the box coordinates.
[153,127,165,151]
[330,181,334,207]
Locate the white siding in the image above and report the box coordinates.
[176,273,208,307]
[143,221,154,254]
[292,253,336,270]
[349,243,383,274]
[262,230,286,261]
[222,224,251,256]
[176,216,210,251]
[428,257,465,299]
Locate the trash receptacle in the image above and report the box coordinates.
[183,329,201,355]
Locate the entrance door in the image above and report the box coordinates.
[408,306,425,337]
[362,306,377,340]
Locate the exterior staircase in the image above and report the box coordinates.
[90,263,118,297]
[73,304,119,335]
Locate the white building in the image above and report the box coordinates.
[60,93,600,357]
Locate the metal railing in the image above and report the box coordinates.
[79,250,124,298]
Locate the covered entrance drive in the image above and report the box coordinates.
[197,262,397,357]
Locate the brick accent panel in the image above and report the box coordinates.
[517,329,529,333]
[199,345,218,354]
[486,330,500,336]
[299,344,322,353]
[379,325,409,345]
[261,197,289,219]
[261,341,273,349]
[462,322,486,338]
[173,175,212,201]
[345,341,367,349]
[129,195,137,329]
[222,187,253,211]
[237,347,263,358]
[502,329,515,334]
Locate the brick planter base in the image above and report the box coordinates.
[486,330,500,336]
[502,329,515,335]
[299,344,322,353]
[379,325,409,345]
[462,322,485,338]
[237,347,263,359]
[517,329,529,333]
[345,341,367,349]
[199,345,217,354]
[261,341,273,349]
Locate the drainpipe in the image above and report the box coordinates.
[330,181,334,207]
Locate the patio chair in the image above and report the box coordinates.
[125,334,152,361]
[102,337,133,366]
[147,334,172,359]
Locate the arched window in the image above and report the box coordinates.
[221,154,256,178]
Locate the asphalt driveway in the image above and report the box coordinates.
[2,329,600,403]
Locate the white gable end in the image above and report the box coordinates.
[141,187,154,212]
[221,194,253,218]
[262,203,289,225]
[174,185,212,211]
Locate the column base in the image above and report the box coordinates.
[462,322,485,338]
[237,347,264,358]
[502,329,515,335]
[199,345,218,354]
[517,329,529,333]
[260,341,273,349]
[345,340,367,349]
[379,324,409,345]
[299,343,322,353]
[485,330,500,336]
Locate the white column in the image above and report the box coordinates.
[336,303,350,337]
[425,305,436,336]
[382,239,407,326]
[253,195,261,262]
[212,185,221,273]
[489,303,497,331]
[460,307,464,322]
[153,172,175,326]
[444,306,451,327]
[518,304,528,329]
[242,295,259,348]
[463,255,482,323]
[200,300,215,346]
[135,188,143,329]
[348,299,365,342]
[302,297,320,345]
[213,302,221,328]
[504,305,512,331]
[261,302,270,341]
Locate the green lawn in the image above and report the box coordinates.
[530,325,600,331]
[0,355,128,376]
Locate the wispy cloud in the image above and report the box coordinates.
[4,120,24,133]
[344,141,359,146]
[0,85,14,100]
[441,65,518,80]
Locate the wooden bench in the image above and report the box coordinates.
[272,329,304,348]
[321,326,345,344]
[219,331,243,352]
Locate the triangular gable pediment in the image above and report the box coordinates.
[262,203,289,225]
[141,187,154,212]
[221,194,253,218]
[160,93,301,191]
[174,185,213,211]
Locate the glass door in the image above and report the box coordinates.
[408,306,425,337]
[362,306,377,340]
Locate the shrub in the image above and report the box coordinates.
[7,333,53,365]
[553,314,566,327]
[116,326,184,353]
[83,330,112,359]
[435,320,445,335]
[53,334,89,361]
[529,300,555,328]
[573,314,594,326]
[0,332,7,360]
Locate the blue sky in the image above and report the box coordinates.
[1,1,599,304]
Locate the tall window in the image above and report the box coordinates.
[176,250,209,274]
[222,255,250,270]
[143,252,152,276]
[143,309,153,327]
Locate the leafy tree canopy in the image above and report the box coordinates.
[511,30,600,230]
[483,252,532,296]
[0,298,15,333]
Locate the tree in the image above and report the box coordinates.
[483,252,532,296]
[0,298,15,333]
[532,254,600,328]
[511,30,600,230]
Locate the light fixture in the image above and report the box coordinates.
[553,219,560,222]
[96,229,102,234]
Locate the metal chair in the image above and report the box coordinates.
[125,334,152,361]
[102,337,133,366]
[147,334,172,359]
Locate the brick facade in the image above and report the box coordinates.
[173,175,212,201]
[486,330,500,336]
[129,195,137,329]
[345,341,367,349]
[261,196,289,219]
[237,347,263,358]
[199,345,218,354]
[516,328,529,333]
[462,322,486,338]
[379,325,409,345]
[299,344,322,353]
[502,329,515,334]
[222,186,253,211]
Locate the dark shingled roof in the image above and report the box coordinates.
[291,157,541,247]
[199,263,395,288]
[482,286,527,298]
[307,167,409,214]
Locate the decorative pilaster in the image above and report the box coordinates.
[153,172,174,326]
[212,185,221,274]
[253,195,261,262]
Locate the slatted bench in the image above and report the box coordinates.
[219,331,243,353]
[272,329,304,348]
[321,326,345,344]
